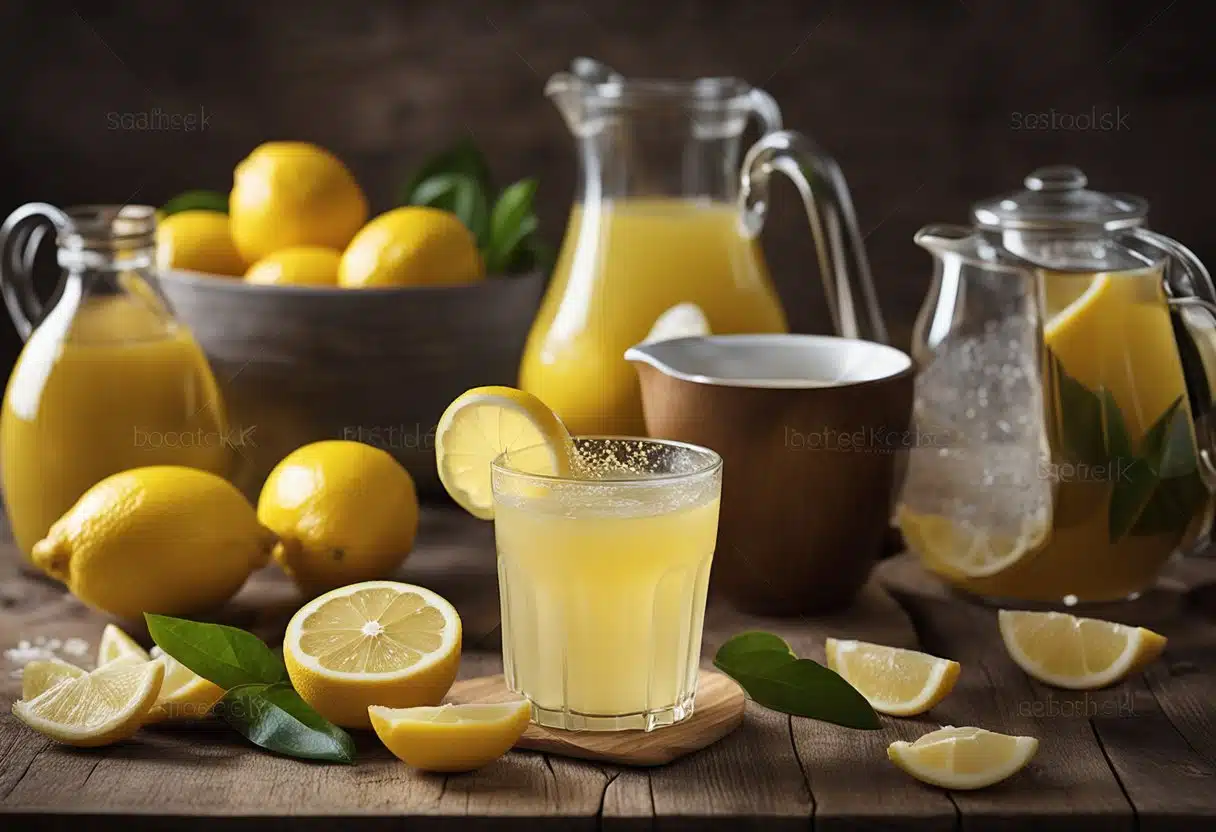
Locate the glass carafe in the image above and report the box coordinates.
[900,166,1216,605]
[0,203,229,557]
[519,58,885,435]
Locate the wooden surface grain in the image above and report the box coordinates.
[1,506,1215,830]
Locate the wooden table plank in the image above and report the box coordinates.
[2,510,1215,828]
[879,554,1216,832]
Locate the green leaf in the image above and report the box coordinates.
[161,190,228,216]
[407,173,491,248]
[220,683,356,764]
[485,179,539,273]
[1132,470,1206,536]
[713,632,880,729]
[1151,400,1198,478]
[399,138,493,207]
[145,614,288,690]
[1099,388,1133,462]
[1051,350,1107,466]
[715,631,795,665]
[1108,457,1159,543]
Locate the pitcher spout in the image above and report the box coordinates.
[545,57,623,135]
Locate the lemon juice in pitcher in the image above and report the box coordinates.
[899,167,1215,605]
[520,58,885,436]
[0,205,229,557]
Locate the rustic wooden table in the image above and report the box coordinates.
[1,506,1214,830]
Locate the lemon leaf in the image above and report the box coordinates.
[714,632,880,729]
[146,614,288,690]
[399,137,493,205]
[161,190,228,216]
[220,682,355,764]
[408,173,490,248]
[486,179,539,273]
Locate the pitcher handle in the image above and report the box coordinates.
[0,202,70,341]
[1132,227,1216,555]
[738,129,887,344]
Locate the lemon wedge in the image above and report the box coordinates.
[12,659,164,747]
[888,726,1039,790]
[998,609,1166,690]
[283,580,463,729]
[369,700,531,772]
[147,654,226,722]
[21,658,86,700]
[98,623,150,665]
[643,302,711,343]
[825,638,961,717]
[435,386,571,520]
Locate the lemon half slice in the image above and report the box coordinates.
[897,506,1050,579]
[435,386,571,519]
[284,581,463,729]
[888,726,1038,790]
[12,659,164,747]
[98,623,150,665]
[147,654,226,722]
[369,700,531,772]
[21,658,86,700]
[826,638,961,717]
[998,609,1166,690]
[644,302,711,343]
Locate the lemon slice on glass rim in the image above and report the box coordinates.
[435,386,571,519]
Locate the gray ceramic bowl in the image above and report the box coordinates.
[155,269,546,499]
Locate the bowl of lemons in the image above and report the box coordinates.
[154,140,550,498]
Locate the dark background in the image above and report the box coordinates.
[1,0,1213,375]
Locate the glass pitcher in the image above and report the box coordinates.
[898,166,1216,605]
[519,58,885,436]
[0,203,229,557]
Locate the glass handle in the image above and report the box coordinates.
[738,129,887,344]
[0,203,69,341]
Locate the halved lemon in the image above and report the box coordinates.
[21,658,86,700]
[643,302,711,343]
[888,725,1038,790]
[825,638,961,717]
[435,386,571,519]
[897,505,1050,579]
[98,623,150,665]
[146,654,226,722]
[12,659,165,747]
[283,580,462,729]
[998,609,1167,690]
[369,700,531,772]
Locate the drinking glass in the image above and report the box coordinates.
[491,436,723,731]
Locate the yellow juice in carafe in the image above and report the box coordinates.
[1,293,229,556]
[902,266,1208,602]
[519,199,787,435]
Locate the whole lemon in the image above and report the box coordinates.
[339,206,484,288]
[245,246,342,287]
[258,441,419,593]
[156,210,246,276]
[31,467,276,621]
[229,142,368,263]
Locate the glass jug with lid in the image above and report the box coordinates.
[899,166,1216,605]
[0,203,229,558]
[519,57,886,436]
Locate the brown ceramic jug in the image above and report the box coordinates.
[627,334,914,615]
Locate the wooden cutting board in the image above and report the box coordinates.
[446,669,745,767]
